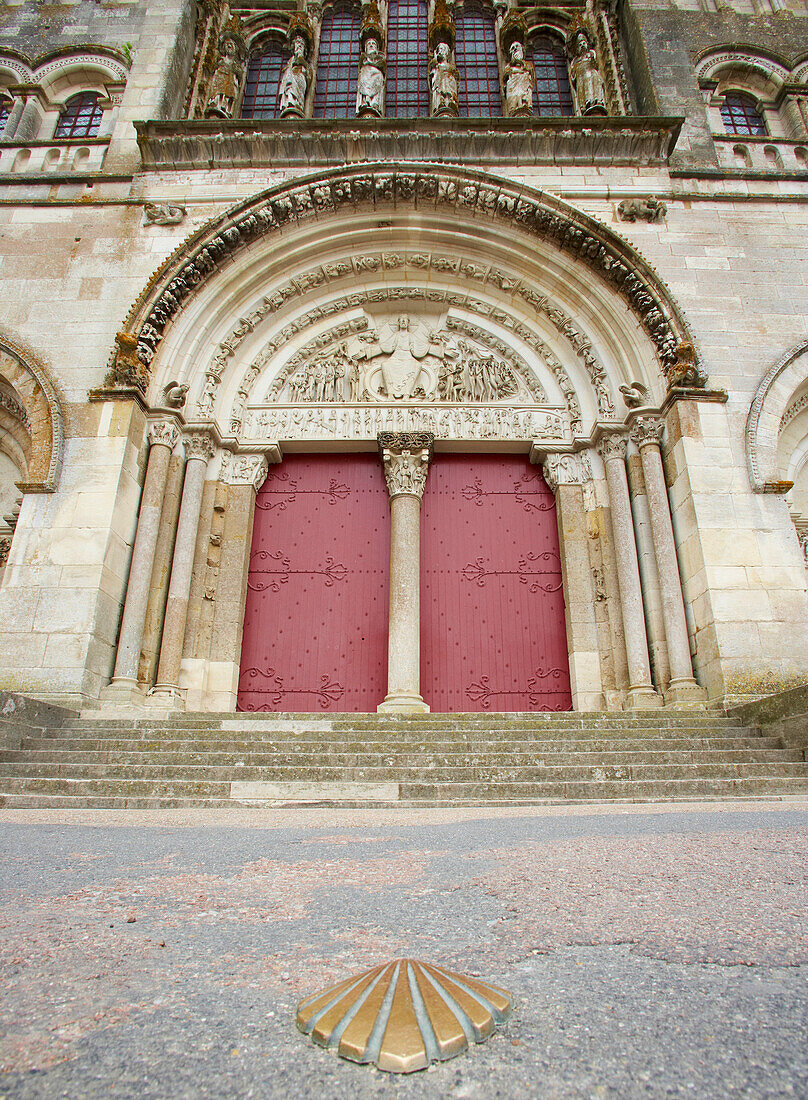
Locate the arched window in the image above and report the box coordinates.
[720,92,767,136]
[54,92,103,139]
[314,4,362,118]
[527,36,573,117]
[386,0,429,118]
[455,2,501,117]
[241,42,287,118]
[0,95,12,132]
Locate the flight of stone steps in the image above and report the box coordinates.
[0,709,807,807]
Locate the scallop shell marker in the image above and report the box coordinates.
[296,959,513,1073]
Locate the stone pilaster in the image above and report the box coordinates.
[208,453,269,711]
[377,432,433,714]
[105,418,181,702]
[541,452,604,710]
[630,415,706,707]
[151,431,216,705]
[597,433,663,709]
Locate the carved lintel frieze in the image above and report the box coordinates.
[147,418,181,450]
[378,431,434,499]
[183,431,216,462]
[629,414,665,449]
[222,452,269,490]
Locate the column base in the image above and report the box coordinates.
[99,678,147,708]
[146,686,187,711]
[377,692,430,714]
[625,685,664,709]
[664,678,708,708]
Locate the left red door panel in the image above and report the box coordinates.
[237,454,390,712]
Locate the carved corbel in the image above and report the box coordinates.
[103,332,149,394]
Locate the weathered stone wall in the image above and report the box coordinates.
[0,0,147,58]
[620,0,808,167]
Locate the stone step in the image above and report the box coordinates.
[1,775,807,809]
[68,716,744,732]
[1,759,806,789]
[16,729,769,752]
[1,747,800,767]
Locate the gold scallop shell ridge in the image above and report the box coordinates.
[296,958,513,1074]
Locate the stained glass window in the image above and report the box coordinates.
[54,92,104,139]
[386,0,429,117]
[455,2,501,117]
[527,35,573,117]
[0,96,12,132]
[241,43,286,118]
[720,92,767,136]
[314,4,362,118]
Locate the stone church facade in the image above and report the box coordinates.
[0,0,806,716]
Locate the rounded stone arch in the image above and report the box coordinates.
[0,335,65,493]
[31,47,130,99]
[745,340,808,493]
[113,164,698,424]
[695,46,791,96]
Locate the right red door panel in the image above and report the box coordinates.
[421,454,572,712]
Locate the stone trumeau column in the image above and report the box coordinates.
[378,432,434,714]
[106,418,181,701]
[597,433,663,709]
[629,414,706,706]
[151,430,216,704]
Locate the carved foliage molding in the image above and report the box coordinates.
[0,335,64,493]
[123,168,692,387]
[629,414,665,448]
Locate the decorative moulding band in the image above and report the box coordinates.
[134,115,684,171]
[119,164,698,399]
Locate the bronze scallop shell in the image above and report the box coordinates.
[296,958,513,1073]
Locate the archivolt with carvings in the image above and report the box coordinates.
[112,165,697,395]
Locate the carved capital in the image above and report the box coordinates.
[629,415,664,450]
[597,434,627,463]
[183,431,215,462]
[148,419,181,450]
[378,431,434,499]
[542,452,582,491]
[222,452,269,490]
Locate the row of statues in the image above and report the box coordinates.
[205,13,607,122]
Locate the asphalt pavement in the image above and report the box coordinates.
[1,802,807,1099]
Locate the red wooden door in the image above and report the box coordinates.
[237,454,389,712]
[421,454,572,712]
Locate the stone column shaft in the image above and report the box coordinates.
[632,416,705,705]
[110,419,180,689]
[153,434,214,699]
[599,435,662,709]
[378,432,434,714]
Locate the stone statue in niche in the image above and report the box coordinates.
[279,35,311,117]
[205,19,246,120]
[567,29,607,116]
[429,43,459,117]
[357,36,385,117]
[503,41,535,117]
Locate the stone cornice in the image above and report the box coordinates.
[134,115,683,171]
